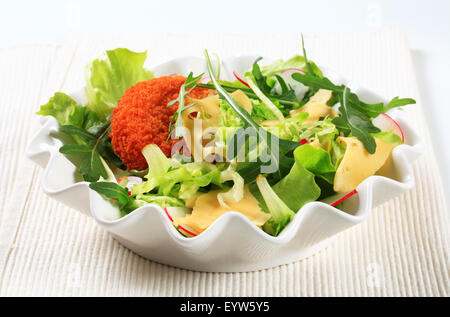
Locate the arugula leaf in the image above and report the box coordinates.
[81,113,126,170]
[80,150,108,182]
[59,125,96,142]
[292,72,380,152]
[38,91,125,180]
[251,57,272,95]
[347,95,415,119]
[331,116,351,135]
[247,58,299,117]
[245,76,285,120]
[59,144,92,155]
[90,181,149,215]
[274,75,298,108]
[58,122,113,182]
[337,88,379,153]
[204,49,300,182]
[386,97,416,111]
[97,126,126,170]
[275,75,289,94]
[301,34,315,76]
[197,81,300,108]
[166,72,203,141]
[291,72,344,92]
[291,72,415,153]
[89,182,129,205]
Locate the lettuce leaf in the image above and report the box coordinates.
[219,98,278,127]
[37,92,126,180]
[178,168,222,200]
[250,99,279,122]
[36,92,86,127]
[251,146,321,235]
[259,55,323,78]
[134,194,185,208]
[131,145,225,202]
[293,144,336,183]
[371,131,403,145]
[254,154,321,236]
[85,48,154,121]
[330,139,346,167]
[256,175,296,236]
[264,112,309,141]
[271,155,321,212]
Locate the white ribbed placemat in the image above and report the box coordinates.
[0,28,448,296]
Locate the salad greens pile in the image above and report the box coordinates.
[36,40,415,237]
[37,48,154,181]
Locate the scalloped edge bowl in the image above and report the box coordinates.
[26,56,423,272]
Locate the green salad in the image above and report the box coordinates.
[36,39,415,237]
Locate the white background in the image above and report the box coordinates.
[1,0,449,206]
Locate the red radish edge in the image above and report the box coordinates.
[381,113,404,143]
[233,71,250,88]
[164,207,174,222]
[177,225,198,237]
[281,68,306,75]
[299,139,308,145]
[164,207,198,237]
[331,189,358,207]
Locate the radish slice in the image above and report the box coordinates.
[125,176,143,185]
[233,71,250,88]
[373,113,404,142]
[199,76,210,84]
[274,68,309,101]
[164,207,198,237]
[330,189,358,207]
[281,68,305,76]
[299,139,308,145]
[117,176,143,191]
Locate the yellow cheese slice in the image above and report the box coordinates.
[333,136,397,193]
[229,89,252,114]
[182,90,251,161]
[290,89,337,122]
[173,185,271,234]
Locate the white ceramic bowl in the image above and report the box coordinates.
[26,56,423,272]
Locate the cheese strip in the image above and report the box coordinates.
[182,90,251,161]
[333,136,397,193]
[174,186,271,233]
[290,89,337,121]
